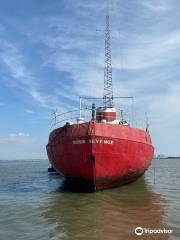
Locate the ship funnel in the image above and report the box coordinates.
[96,107,116,122]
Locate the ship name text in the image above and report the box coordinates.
[73,139,114,145]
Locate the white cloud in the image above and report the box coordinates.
[30,89,48,107]
[149,83,180,123]
[24,109,34,114]
[8,132,30,137]
[0,40,30,80]
[112,30,180,71]
[142,0,171,12]
[0,39,65,110]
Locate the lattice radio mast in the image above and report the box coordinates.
[103,5,113,108]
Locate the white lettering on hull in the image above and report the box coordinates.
[73,140,86,144]
[73,139,114,145]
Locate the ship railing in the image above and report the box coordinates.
[78,96,150,131]
[133,112,151,132]
[50,107,150,132]
[115,108,150,131]
[49,107,92,129]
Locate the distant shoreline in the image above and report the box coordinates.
[154,157,180,159]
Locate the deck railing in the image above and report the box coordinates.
[49,107,92,129]
[49,106,149,132]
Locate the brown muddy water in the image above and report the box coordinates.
[0,158,179,240]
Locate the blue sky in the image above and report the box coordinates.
[0,0,180,159]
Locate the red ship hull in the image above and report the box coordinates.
[46,121,154,191]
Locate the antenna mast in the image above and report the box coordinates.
[103,4,113,108]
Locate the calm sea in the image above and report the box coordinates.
[0,158,179,240]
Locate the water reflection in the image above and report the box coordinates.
[41,177,170,240]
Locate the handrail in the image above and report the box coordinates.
[49,106,149,132]
[50,107,91,120]
[49,107,92,129]
[49,96,150,131]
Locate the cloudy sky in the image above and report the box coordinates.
[0,0,180,159]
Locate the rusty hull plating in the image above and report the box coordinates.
[47,120,154,191]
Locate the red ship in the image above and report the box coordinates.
[46,14,154,191]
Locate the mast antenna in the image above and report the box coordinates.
[103,2,113,108]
